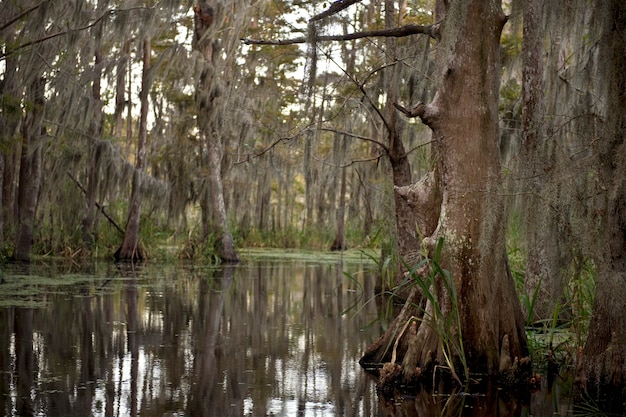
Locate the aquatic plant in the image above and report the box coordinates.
[401,237,468,386]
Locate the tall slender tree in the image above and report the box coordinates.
[0,2,21,249]
[193,0,257,262]
[14,76,45,261]
[519,0,571,323]
[116,36,151,261]
[81,0,107,249]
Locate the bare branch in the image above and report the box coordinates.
[405,140,435,155]
[234,124,391,165]
[0,6,156,61]
[394,102,426,118]
[66,171,125,235]
[0,1,45,32]
[310,0,363,22]
[394,101,439,127]
[341,153,384,168]
[233,135,295,165]
[319,127,389,152]
[242,23,438,45]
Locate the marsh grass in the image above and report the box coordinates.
[343,238,469,385]
[506,218,595,375]
[239,224,382,253]
[402,237,468,385]
[340,248,399,328]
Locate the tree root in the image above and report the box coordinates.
[497,334,532,386]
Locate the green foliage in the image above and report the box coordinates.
[500,27,522,59]
[522,278,542,326]
[506,212,595,374]
[566,255,595,346]
[239,223,382,252]
[358,245,396,293]
[179,230,221,264]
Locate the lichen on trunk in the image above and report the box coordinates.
[575,0,626,400]
[193,0,240,263]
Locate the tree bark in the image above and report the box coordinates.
[2,5,26,251]
[14,77,45,261]
[82,28,105,249]
[331,132,349,251]
[520,0,570,323]
[194,0,239,262]
[362,0,529,385]
[116,37,151,261]
[111,38,131,139]
[577,0,626,399]
[0,13,20,246]
[380,0,424,292]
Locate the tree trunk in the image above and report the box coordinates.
[0,21,21,247]
[14,77,45,262]
[576,0,626,399]
[520,0,570,323]
[362,0,529,386]
[383,0,422,284]
[116,37,151,261]
[255,157,270,231]
[331,133,349,251]
[111,38,131,139]
[194,1,239,262]
[82,40,104,249]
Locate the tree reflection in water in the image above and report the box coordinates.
[0,256,578,416]
[0,256,383,416]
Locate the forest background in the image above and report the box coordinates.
[1,0,625,399]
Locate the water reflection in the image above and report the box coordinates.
[0,256,384,416]
[0,256,581,416]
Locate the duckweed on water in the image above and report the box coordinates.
[240,248,379,264]
[0,267,134,308]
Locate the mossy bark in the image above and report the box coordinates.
[116,37,150,262]
[14,77,45,262]
[193,1,239,263]
[576,0,626,400]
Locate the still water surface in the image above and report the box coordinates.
[0,250,576,416]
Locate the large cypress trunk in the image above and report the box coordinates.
[361,0,529,385]
[576,0,626,400]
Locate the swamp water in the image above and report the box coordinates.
[0,250,578,416]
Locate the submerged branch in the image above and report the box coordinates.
[242,23,438,46]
